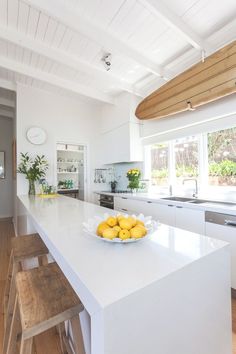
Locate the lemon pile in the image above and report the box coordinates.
[96,215,147,240]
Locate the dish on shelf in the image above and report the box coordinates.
[83,213,158,243]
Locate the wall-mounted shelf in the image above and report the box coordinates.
[57,149,84,153]
[57,172,78,174]
[57,161,80,164]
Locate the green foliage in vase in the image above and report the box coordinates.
[17,152,48,181]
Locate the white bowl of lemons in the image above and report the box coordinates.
[83,213,158,243]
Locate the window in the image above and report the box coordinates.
[146,125,236,193]
[150,143,169,187]
[208,127,236,187]
[174,136,199,185]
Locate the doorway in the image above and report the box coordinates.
[56,142,87,201]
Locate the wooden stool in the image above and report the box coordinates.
[5,263,85,354]
[3,234,49,353]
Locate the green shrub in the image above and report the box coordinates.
[209,160,236,176]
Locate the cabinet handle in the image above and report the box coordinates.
[168,205,174,207]
[147,201,152,204]
[122,197,128,200]
[121,208,128,211]
[176,206,183,209]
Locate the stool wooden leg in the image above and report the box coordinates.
[3,261,21,354]
[57,323,68,354]
[20,337,33,354]
[5,296,21,354]
[38,254,48,266]
[3,251,13,321]
[70,316,86,354]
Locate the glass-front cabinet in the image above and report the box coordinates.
[56,143,85,200]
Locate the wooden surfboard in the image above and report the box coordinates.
[135,40,236,120]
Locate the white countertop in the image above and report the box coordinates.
[95,191,236,215]
[18,194,227,314]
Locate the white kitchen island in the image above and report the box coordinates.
[17,195,232,354]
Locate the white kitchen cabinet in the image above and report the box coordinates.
[114,196,205,232]
[133,200,175,225]
[115,197,176,226]
[152,202,176,226]
[93,193,100,205]
[205,211,236,289]
[114,196,137,214]
[175,206,205,234]
[101,122,143,164]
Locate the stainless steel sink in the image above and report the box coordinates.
[188,199,208,204]
[161,196,195,202]
[161,196,236,207]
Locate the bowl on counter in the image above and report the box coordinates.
[83,213,158,243]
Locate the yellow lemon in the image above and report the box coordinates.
[136,224,147,236]
[119,219,133,230]
[119,229,131,240]
[136,219,145,226]
[117,215,124,222]
[106,216,117,227]
[102,228,117,240]
[97,222,110,236]
[127,216,137,227]
[130,227,144,239]
[113,225,121,234]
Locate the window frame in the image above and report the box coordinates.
[145,125,236,194]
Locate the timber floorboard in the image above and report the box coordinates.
[0,219,236,353]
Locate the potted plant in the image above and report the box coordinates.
[17,153,48,195]
[127,168,141,192]
[110,180,118,193]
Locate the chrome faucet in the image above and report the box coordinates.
[182,178,198,198]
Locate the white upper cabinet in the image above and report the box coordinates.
[101,122,143,164]
[100,93,143,164]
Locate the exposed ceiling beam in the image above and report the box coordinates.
[0,78,16,91]
[0,97,15,108]
[0,26,142,96]
[139,18,236,95]
[0,55,114,104]
[0,108,14,118]
[140,0,208,51]
[162,17,236,76]
[23,0,172,79]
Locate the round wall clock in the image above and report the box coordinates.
[26,127,47,145]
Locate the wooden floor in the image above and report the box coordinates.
[0,219,62,354]
[0,219,236,353]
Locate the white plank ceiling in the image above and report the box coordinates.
[0,0,235,103]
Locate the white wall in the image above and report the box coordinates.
[16,84,102,200]
[0,117,13,218]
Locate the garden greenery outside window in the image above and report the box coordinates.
[174,136,199,185]
[146,125,236,194]
[208,127,236,187]
[151,143,169,187]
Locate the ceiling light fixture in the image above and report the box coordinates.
[101,53,112,71]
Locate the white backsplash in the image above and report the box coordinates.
[113,162,144,190]
[93,162,144,192]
